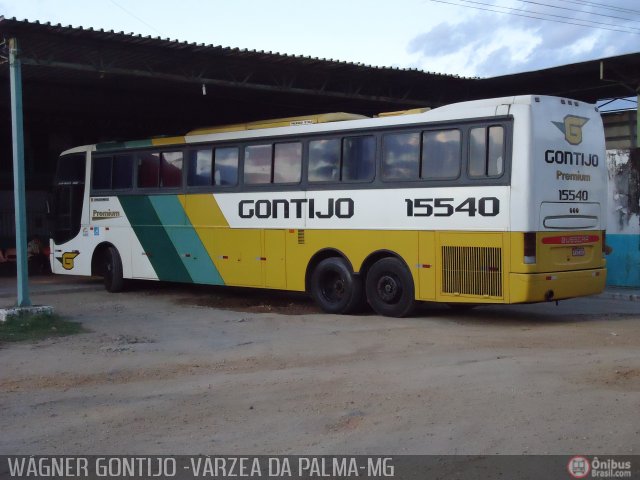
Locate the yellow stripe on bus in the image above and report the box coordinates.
[151,136,186,146]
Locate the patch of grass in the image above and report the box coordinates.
[0,312,84,343]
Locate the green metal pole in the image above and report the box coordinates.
[9,37,31,307]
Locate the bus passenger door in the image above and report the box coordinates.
[263,229,286,289]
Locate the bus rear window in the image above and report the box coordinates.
[469,126,504,178]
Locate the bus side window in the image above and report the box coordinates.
[382,132,420,181]
[92,156,112,190]
[160,151,183,188]
[274,142,302,183]
[112,154,134,189]
[422,129,461,179]
[308,139,340,182]
[188,149,213,186]
[214,147,239,186]
[488,126,504,176]
[137,152,160,188]
[244,144,272,184]
[342,135,375,182]
[469,126,504,178]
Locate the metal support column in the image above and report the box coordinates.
[637,92,639,148]
[9,37,31,307]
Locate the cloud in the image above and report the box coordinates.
[407,0,640,77]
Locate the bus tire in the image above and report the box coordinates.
[103,246,124,293]
[310,257,363,314]
[366,257,415,317]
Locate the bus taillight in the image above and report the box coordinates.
[524,232,536,264]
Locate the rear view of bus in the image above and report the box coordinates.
[508,96,607,303]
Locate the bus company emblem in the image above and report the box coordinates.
[56,251,79,270]
[92,209,121,221]
[552,115,589,145]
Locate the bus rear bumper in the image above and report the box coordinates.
[509,268,606,303]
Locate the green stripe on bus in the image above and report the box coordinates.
[95,141,126,151]
[95,139,153,151]
[148,196,224,286]
[118,195,192,283]
[124,139,154,149]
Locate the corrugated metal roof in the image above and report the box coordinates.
[0,16,637,107]
[0,16,471,79]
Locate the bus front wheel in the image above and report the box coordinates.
[366,257,415,317]
[103,246,124,293]
[310,257,363,314]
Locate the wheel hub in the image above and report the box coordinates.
[377,275,400,303]
[321,271,346,301]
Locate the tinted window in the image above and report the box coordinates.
[214,147,239,186]
[161,151,183,188]
[112,154,134,189]
[382,132,420,181]
[274,142,302,183]
[92,156,112,190]
[244,144,272,184]
[309,139,340,182]
[343,136,375,182]
[488,126,505,176]
[137,152,160,188]
[470,126,504,177]
[188,149,212,186]
[56,154,86,185]
[422,129,461,179]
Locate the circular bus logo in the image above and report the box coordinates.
[567,456,591,478]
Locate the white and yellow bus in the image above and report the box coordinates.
[50,95,607,317]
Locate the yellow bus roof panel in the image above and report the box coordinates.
[187,112,368,135]
[376,107,431,118]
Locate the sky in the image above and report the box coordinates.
[1,0,639,80]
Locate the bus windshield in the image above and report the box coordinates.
[55,154,85,185]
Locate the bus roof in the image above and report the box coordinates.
[62,95,590,156]
[187,112,369,135]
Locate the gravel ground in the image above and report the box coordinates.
[1,279,639,454]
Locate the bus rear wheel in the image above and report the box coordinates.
[310,257,363,314]
[366,257,415,317]
[103,246,124,293]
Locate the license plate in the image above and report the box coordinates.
[572,247,585,257]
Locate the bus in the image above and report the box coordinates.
[49,95,607,317]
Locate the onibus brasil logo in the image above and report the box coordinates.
[552,115,589,145]
[567,456,591,478]
[567,456,632,478]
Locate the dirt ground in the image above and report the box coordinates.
[1,278,639,454]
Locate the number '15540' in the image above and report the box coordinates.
[404,197,500,217]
